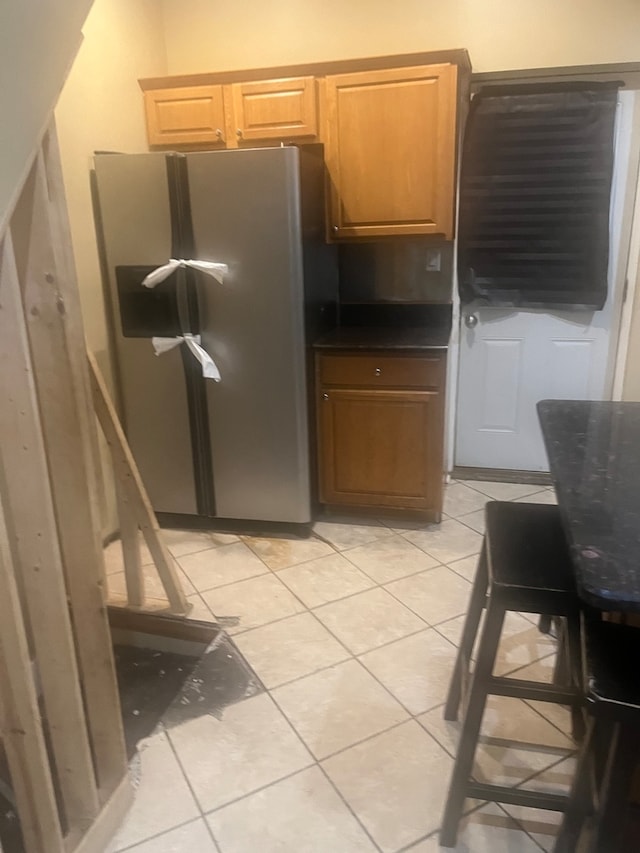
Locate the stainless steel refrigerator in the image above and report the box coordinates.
[93,145,337,530]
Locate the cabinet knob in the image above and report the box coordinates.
[374,367,382,376]
[215,128,223,139]
[322,393,329,401]
[236,128,243,138]
[332,225,339,233]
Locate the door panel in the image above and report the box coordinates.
[94,154,198,514]
[456,308,606,471]
[480,338,522,431]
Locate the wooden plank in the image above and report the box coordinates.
[115,478,144,607]
[0,230,100,829]
[11,132,128,797]
[72,776,133,853]
[42,123,109,589]
[88,352,190,615]
[0,463,65,853]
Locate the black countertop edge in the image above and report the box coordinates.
[313,325,450,351]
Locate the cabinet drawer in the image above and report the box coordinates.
[319,353,444,389]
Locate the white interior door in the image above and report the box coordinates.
[455,90,639,472]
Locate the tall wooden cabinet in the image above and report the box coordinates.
[323,64,458,240]
[316,351,446,519]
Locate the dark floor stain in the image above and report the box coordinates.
[161,632,263,728]
[114,642,202,758]
[0,629,263,852]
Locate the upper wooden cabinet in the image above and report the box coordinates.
[231,76,318,142]
[323,64,458,240]
[144,85,228,147]
[143,77,319,149]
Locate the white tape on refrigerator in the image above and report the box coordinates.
[142,258,229,288]
[152,334,221,382]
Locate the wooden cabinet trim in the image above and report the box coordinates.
[139,50,471,91]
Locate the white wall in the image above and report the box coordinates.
[0,0,93,233]
[55,0,167,360]
[160,0,640,76]
[55,0,168,531]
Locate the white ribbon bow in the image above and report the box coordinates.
[152,334,221,382]
[142,258,229,288]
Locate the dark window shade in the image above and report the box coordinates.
[458,83,619,310]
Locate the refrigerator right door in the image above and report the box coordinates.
[186,147,311,523]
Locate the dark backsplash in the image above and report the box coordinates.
[338,239,454,304]
[339,302,452,331]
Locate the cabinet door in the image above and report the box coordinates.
[324,64,457,239]
[319,388,442,510]
[231,76,318,142]
[144,85,228,147]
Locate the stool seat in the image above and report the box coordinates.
[440,500,582,848]
[486,502,575,593]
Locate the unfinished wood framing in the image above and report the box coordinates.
[89,352,190,615]
[0,122,132,852]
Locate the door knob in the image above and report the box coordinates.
[464,313,478,329]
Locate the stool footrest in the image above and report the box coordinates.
[489,676,579,705]
[466,782,568,812]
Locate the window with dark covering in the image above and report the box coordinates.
[458,83,619,310]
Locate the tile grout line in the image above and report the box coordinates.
[338,545,445,587]
[315,764,385,853]
[112,815,215,853]
[163,727,223,852]
[495,801,553,852]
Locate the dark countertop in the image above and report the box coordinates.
[313,325,450,351]
[538,399,640,612]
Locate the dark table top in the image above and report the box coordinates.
[538,399,640,612]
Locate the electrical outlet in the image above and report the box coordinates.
[425,249,441,273]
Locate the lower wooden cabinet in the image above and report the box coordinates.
[316,350,445,518]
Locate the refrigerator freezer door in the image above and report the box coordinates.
[186,147,311,523]
[94,153,198,516]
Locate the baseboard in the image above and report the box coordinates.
[452,466,552,486]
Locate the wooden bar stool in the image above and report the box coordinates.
[440,501,583,848]
[554,616,640,853]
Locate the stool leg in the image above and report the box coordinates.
[444,541,488,722]
[589,722,639,853]
[565,611,585,744]
[552,618,569,685]
[553,718,596,853]
[440,597,505,848]
[539,614,553,635]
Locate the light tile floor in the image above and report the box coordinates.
[106,480,574,853]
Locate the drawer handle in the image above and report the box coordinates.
[374,368,382,376]
[323,393,329,401]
